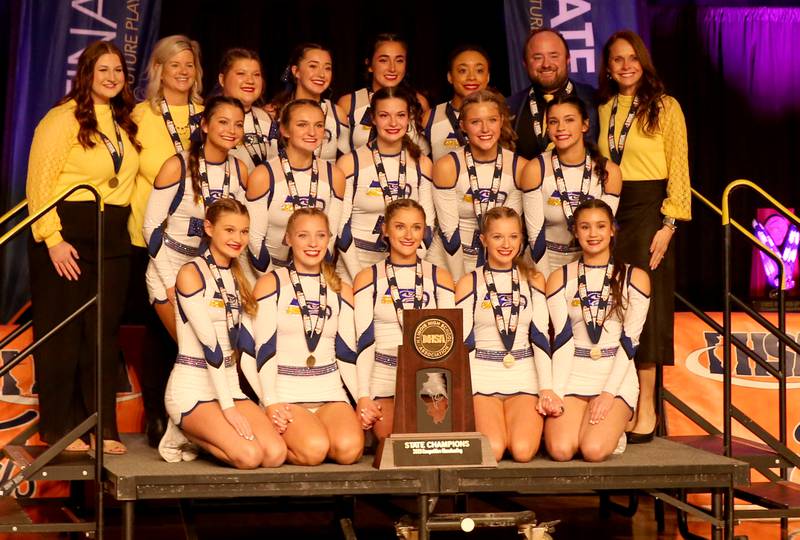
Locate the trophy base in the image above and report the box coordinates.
[373,432,497,469]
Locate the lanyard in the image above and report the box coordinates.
[551,151,593,230]
[444,101,466,146]
[370,141,408,207]
[464,144,503,226]
[98,114,124,188]
[203,249,241,349]
[577,257,614,347]
[385,258,424,329]
[288,265,328,367]
[607,94,639,165]
[198,149,231,207]
[160,99,197,153]
[242,109,268,166]
[279,148,319,211]
[483,266,520,368]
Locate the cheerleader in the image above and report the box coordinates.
[245,208,363,465]
[337,33,430,154]
[336,86,435,282]
[161,198,287,468]
[220,48,279,171]
[127,35,204,446]
[354,199,455,440]
[423,45,491,163]
[597,30,691,442]
[142,96,248,338]
[455,207,556,462]
[545,199,650,462]
[432,89,534,281]
[246,99,345,273]
[522,95,621,277]
[268,43,346,162]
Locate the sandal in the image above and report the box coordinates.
[90,435,127,455]
[64,439,90,452]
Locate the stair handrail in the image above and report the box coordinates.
[0,184,105,539]
[721,179,798,480]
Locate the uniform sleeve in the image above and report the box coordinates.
[418,171,436,250]
[600,191,620,216]
[252,289,279,405]
[433,266,455,308]
[660,97,692,221]
[602,273,650,396]
[336,173,361,281]
[528,284,553,391]
[245,170,272,274]
[547,275,575,399]
[338,122,353,156]
[143,180,183,287]
[237,312,264,406]
[354,276,376,399]
[457,273,477,355]
[26,106,78,247]
[523,185,545,262]
[326,165,343,263]
[177,282,235,410]
[433,173,464,277]
[336,294,359,400]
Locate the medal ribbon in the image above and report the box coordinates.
[527,80,574,148]
[203,248,241,347]
[385,258,424,329]
[289,265,328,353]
[444,101,466,146]
[198,149,231,207]
[279,147,319,211]
[98,115,124,175]
[577,257,615,344]
[483,267,520,354]
[607,94,639,165]
[370,141,408,207]
[242,109,268,166]
[551,151,593,229]
[464,144,503,229]
[160,99,197,154]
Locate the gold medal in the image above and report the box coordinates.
[306,354,316,368]
[502,353,515,368]
[590,347,602,360]
[109,176,119,188]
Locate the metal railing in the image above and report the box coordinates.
[0,185,105,538]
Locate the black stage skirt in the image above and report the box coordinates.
[614,180,675,366]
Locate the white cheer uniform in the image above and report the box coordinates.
[246,156,341,273]
[354,261,455,399]
[229,108,280,172]
[143,153,246,303]
[424,101,463,163]
[458,267,551,396]
[336,145,435,281]
[245,268,357,405]
[547,262,650,409]
[432,147,523,281]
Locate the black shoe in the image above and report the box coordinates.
[146,416,167,448]
[626,428,656,444]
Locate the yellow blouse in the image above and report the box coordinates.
[127,101,203,247]
[26,100,140,247]
[598,94,691,221]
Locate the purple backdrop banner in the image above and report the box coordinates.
[503,0,641,92]
[0,0,161,321]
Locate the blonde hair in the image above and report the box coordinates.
[481,206,541,283]
[286,208,342,292]
[144,35,204,113]
[205,198,257,316]
[460,88,517,152]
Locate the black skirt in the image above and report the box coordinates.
[614,180,675,366]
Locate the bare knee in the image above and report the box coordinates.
[290,435,329,466]
[487,434,506,462]
[229,443,264,470]
[580,439,611,463]
[329,432,365,465]
[509,436,539,463]
[261,440,287,468]
[546,438,577,462]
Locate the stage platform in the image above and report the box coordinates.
[103,434,749,539]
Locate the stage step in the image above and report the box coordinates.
[665,435,785,469]
[736,481,800,509]
[2,445,95,482]
[0,496,94,533]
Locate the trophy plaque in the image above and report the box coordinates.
[373,308,496,469]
